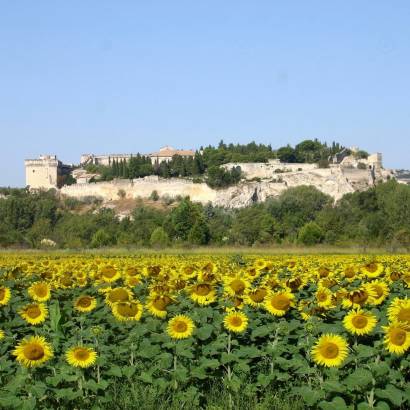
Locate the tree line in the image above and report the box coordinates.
[1,180,409,249]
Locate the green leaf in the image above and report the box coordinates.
[199,358,220,369]
[106,365,122,377]
[295,386,324,406]
[344,368,373,391]
[318,396,348,410]
[196,324,214,341]
[375,384,404,406]
[139,372,153,384]
[322,380,345,394]
[374,402,390,410]
[251,325,271,338]
[21,397,36,410]
[355,344,375,359]
[122,366,136,378]
[369,362,390,377]
[54,388,82,400]
[221,352,237,364]
[49,301,62,333]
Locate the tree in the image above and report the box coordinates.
[298,222,324,245]
[170,199,201,241]
[276,146,297,163]
[91,229,112,248]
[231,205,276,245]
[150,227,170,248]
[188,217,210,245]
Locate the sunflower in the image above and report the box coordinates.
[343,309,377,335]
[382,322,410,355]
[342,284,377,309]
[105,287,132,307]
[19,303,48,325]
[167,315,195,339]
[146,294,173,318]
[388,298,410,325]
[0,329,4,340]
[315,287,334,309]
[244,287,268,307]
[311,334,349,367]
[0,286,11,306]
[189,283,216,305]
[369,280,389,305]
[361,262,384,278]
[111,300,143,321]
[12,335,53,367]
[264,291,295,316]
[66,346,97,368]
[125,276,141,288]
[342,265,359,281]
[224,275,250,297]
[28,282,51,302]
[223,311,248,333]
[74,295,97,313]
[99,265,121,283]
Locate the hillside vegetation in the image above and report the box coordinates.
[0,180,409,250]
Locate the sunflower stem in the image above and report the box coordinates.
[173,345,178,390]
[226,332,233,410]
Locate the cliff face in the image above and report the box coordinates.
[60,166,393,208]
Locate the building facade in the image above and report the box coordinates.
[25,155,71,189]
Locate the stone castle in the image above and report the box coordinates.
[25,146,399,208]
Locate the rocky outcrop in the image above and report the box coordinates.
[60,166,392,209]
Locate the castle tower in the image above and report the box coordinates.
[25,155,60,189]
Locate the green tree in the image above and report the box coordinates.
[188,217,210,245]
[298,222,324,245]
[150,227,170,248]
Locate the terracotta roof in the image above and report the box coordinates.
[149,149,195,157]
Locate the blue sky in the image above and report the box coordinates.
[1,1,409,186]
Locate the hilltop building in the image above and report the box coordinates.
[25,155,72,189]
[80,146,195,167]
[148,146,195,164]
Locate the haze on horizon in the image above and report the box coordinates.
[1,1,409,187]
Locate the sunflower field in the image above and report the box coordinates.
[0,253,409,410]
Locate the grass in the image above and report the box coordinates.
[0,245,408,256]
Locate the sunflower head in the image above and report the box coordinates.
[343,309,377,335]
[66,346,97,368]
[223,311,248,333]
[112,301,143,321]
[0,286,11,306]
[311,334,348,367]
[12,335,53,367]
[28,282,51,302]
[74,295,97,313]
[19,303,48,325]
[167,315,195,340]
[264,291,294,316]
[382,322,410,355]
[105,287,132,307]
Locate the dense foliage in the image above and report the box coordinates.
[1,180,410,249]
[0,254,409,409]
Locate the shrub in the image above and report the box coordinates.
[298,222,324,245]
[150,227,170,248]
[149,190,160,201]
[117,189,126,199]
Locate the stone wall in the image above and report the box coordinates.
[60,177,217,203]
[223,160,318,180]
